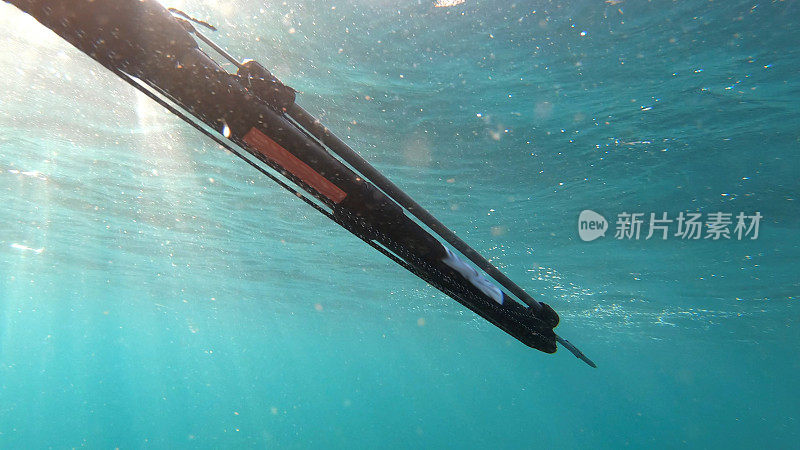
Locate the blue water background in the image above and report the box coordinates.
[1,0,798,447]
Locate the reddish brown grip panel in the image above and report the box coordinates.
[243,127,347,204]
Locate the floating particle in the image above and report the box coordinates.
[434,0,465,6]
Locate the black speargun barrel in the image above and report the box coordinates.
[6,0,581,358]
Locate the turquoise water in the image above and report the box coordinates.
[1,0,798,447]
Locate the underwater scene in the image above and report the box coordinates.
[0,0,798,448]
